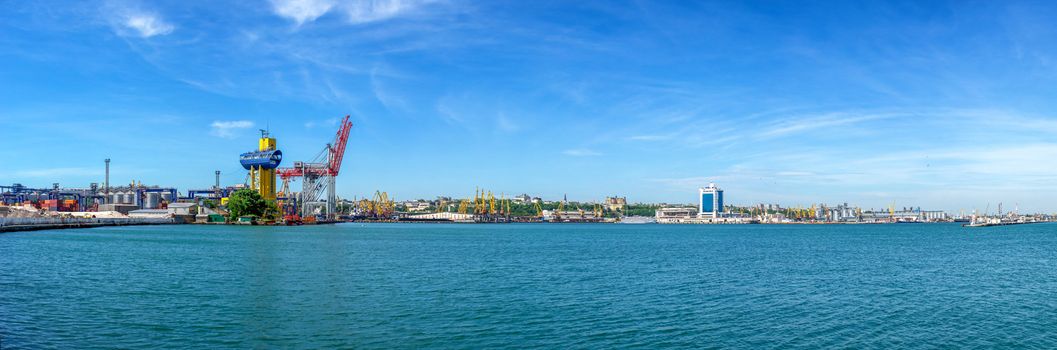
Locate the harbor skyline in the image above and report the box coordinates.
[4,1,1057,212]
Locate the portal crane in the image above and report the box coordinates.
[276,115,353,221]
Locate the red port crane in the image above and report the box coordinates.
[277,115,353,221]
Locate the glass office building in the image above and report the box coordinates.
[699,183,724,217]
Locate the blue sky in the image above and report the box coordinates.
[3,1,1057,212]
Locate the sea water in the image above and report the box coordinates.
[2,223,1057,348]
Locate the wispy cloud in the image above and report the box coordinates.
[270,0,433,25]
[757,113,894,139]
[344,0,430,24]
[370,66,409,112]
[106,2,174,39]
[435,97,465,125]
[496,113,519,132]
[304,117,340,128]
[124,13,173,37]
[563,148,601,157]
[628,134,673,141]
[210,120,254,138]
[271,0,334,25]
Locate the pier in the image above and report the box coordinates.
[0,217,175,233]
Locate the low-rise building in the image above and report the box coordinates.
[655,207,697,220]
[402,201,431,212]
[167,203,198,216]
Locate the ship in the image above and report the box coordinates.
[619,216,656,224]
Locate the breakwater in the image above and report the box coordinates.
[0,217,174,233]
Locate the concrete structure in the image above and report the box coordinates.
[242,130,282,201]
[655,207,751,224]
[167,203,198,216]
[698,183,724,218]
[98,204,139,215]
[856,208,949,223]
[542,210,604,223]
[128,209,172,219]
[656,207,697,220]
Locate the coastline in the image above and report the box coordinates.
[0,218,175,234]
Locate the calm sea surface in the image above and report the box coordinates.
[3,223,1057,348]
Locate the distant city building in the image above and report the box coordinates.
[698,183,724,218]
[401,201,431,212]
[655,207,697,219]
[605,196,627,211]
[512,194,532,203]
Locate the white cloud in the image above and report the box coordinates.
[304,117,339,128]
[270,0,431,25]
[121,12,174,38]
[563,148,601,157]
[344,0,427,24]
[210,120,255,138]
[628,134,672,141]
[757,113,892,139]
[271,0,335,25]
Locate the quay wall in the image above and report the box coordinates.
[0,217,175,233]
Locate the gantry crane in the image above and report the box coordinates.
[276,115,353,221]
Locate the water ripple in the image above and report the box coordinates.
[3,223,1057,348]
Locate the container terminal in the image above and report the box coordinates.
[1,115,1054,229]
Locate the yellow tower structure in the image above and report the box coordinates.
[240,130,282,201]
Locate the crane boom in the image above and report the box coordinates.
[276,115,353,179]
[329,115,353,176]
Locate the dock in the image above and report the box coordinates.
[963,220,1052,228]
[0,217,175,233]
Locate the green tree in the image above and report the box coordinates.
[226,189,269,221]
[264,200,281,221]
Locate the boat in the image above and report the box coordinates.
[619,216,656,224]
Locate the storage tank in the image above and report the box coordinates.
[145,192,160,209]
